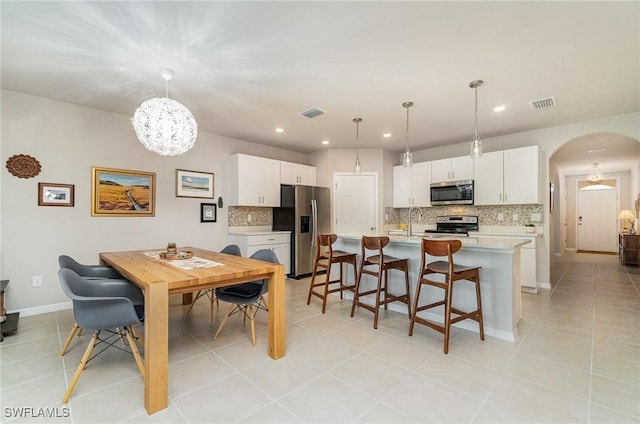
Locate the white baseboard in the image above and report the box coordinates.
[9,301,72,317]
[565,248,577,252]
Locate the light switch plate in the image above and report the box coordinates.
[530,213,541,222]
[497,213,504,221]
[512,213,519,221]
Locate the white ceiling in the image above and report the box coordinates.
[2,1,639,172]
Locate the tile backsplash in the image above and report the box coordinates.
[228,206,272,227]
[387,204,544,226]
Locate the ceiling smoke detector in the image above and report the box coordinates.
[299,107,326,119]
[529,96,556,110]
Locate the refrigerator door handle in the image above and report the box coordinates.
[311,199,317,247]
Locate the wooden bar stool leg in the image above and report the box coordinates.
[474,271,485,340]
[350,266,364,317]
[444,277,454,354]
[404,265,412,316]
[306,266,318,306]
[373,269,383,329]
[338,263,344,299]
[408,280,423,336]
[322,262,332,313]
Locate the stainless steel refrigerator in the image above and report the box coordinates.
[272,185,330,278]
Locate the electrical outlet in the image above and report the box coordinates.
[32,276,42,287]
[247,214,252,222]
[512,213,519,222]
[530,213,541,222]
[497,213,504,221]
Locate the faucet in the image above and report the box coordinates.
[407,206,424,237]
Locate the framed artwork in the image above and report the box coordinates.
[549,182,555,214]
[38,182,74,207]
[200,203,217,222]
[176,169,214,198]
[91,167,155,217]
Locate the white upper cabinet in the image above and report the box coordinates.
[474,146,540,205]
[280,161,316,186]
[392,161,431,207]
[229,153,281,206]
[431,156,474,183]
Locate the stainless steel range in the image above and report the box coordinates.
[424,215,478,237]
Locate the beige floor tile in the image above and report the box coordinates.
[591,374,640,418]
[472,402,535,423]
[504,352,591,400]
[290,335,359,371]
[330,352,412,399]
[446,334,517,371]
[296,313,352,335]
[0,324,61,347]
[382,373,482,423]
[121,403,188,424]
[594,322,640,345]
[593,336,640,362]
[487,374,588,422]
[67,378,147,423]
[241,354,323,399]
[365,335,435,372]
[1,353,65,388]
[517,336,592,370]
[525,322,593,350]
[595,311,640,332]
[416,353,501,399]
[64,357,142,399]
[354,402,418,423]
[328,322,392,350]
[592,353,640,386]
[281,322,323,349]
[212,339,271,371]
[172,373,273,423]
[589,402,640,423]
[0,335,62,364]
[168,352,236,398]
[0,372,68,411]
[279,374,377,423]
[238,401,303,423]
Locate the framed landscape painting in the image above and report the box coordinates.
[38,182,74,207]
[91,167,155,216]
[176,169,214,198]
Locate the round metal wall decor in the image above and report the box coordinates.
[6,154,42,178]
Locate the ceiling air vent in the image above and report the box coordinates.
[299,107,326,119]
[529,96,556,110]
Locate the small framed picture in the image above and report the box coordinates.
[38,183,74,207]
[200,203,217,223]
[176,169,214,198]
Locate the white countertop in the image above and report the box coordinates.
[338,233,530,251]
[228,230,291,236]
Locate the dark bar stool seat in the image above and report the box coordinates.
[350,235,411,329]
[307,234,357,313]
[409,238,484,353]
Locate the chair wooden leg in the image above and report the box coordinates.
[404,265,412,316]
[60,323,80,356]
[249,304,257,347]
[350,264,364,317]
[210,291,216,325]
[474,272,485,340]
[373,270,383,329]
[116,327,128,347]
[62,332,98,403]
[443,278,454,354]
[322,263,332,313]
[307,264,319,305]
[131,325,145,350]
[408,280,423,336]
[214,303,235,339]
[184,290,202,317]
[77,328,83,336]
[125,327,145,378]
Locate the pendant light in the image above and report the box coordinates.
[402,101,413,167]
[353,118,362,174]
[469,80,483,158]
[132,68,198,156]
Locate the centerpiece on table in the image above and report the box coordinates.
[160,242,193,260]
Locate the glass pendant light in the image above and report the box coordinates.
[132,68,198,156]
[402,101,413,167]
[353,118,362,174]
[469,80,483,158]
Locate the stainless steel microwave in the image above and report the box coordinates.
[430,180,474,205]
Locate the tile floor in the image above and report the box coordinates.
[1,252,639,423]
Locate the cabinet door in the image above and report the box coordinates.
[411,161,431,206]
[230,154,280,206]
[247,244,290,274]
[393,165,413,207]
[450,156,474,181]
[297,164,316,186]
[474,151,504,205]
[431,159,452,183]
[504,146,539,204]
[280,161,298,185]
[260,158,281,206]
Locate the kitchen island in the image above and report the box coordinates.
[334,234,530,342]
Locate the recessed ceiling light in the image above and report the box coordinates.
[275,128,284,133]
[383,133,392,138]
[493,105,507,112]
[588,148,606,153]
[321,140,329,145]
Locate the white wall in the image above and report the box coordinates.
[1,90,307,313]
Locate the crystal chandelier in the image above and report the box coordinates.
[469,80,483,158]
[402,101,413,167]
[353,118,362,174]
[132,68,197,156]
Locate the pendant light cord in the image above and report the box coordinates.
[474,85,479,141]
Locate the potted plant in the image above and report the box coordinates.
[166,242,177,255]
[525,223,536,233]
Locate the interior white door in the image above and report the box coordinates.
[334,174,377,235]
[577,187,617,252]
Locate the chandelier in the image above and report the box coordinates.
[402,101,413,167]
[132,68,197,156]
[353,118,362,174]
[469,80,484,158]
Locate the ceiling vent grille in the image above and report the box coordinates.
[299,107,326,119]
[529,96,556,110]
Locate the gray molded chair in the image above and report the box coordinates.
[213,249,278,347]
[58,255,145,356]
[58,268,145,404]
[185,244,242,323]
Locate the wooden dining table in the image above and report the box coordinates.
[99,247,286,415]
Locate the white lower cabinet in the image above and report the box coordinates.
[228,233,291,275]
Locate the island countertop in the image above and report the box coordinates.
[337,233,530,251]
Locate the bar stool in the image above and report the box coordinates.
[307,234,358,313]
[350,235,411,329]
[409,238,484,354]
